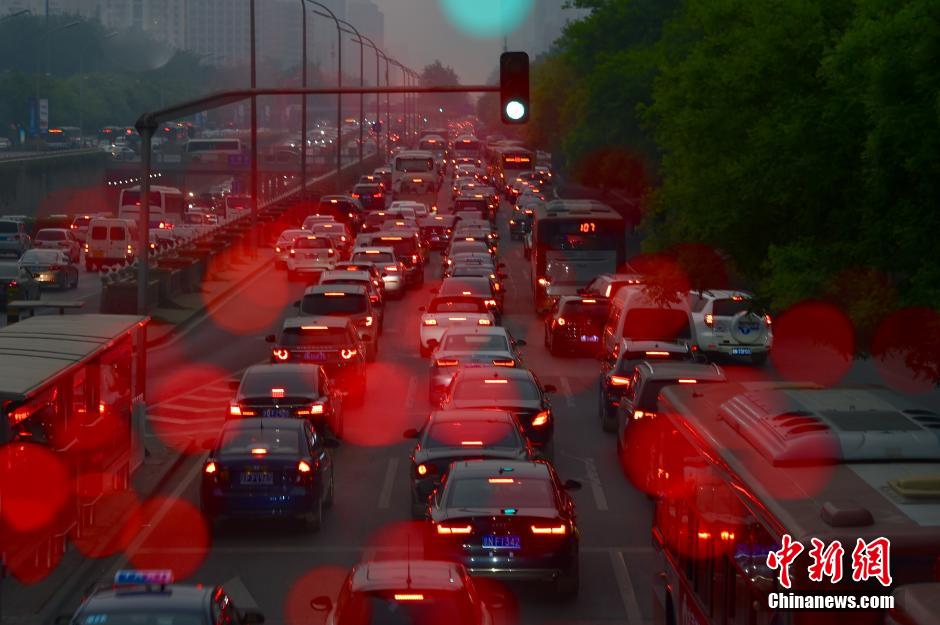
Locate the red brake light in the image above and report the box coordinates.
[423,319,438,326]
[394,594,425,601]
[530,524,566,535]
[229,405,241,416]
[435,359,458,367]
[385,265,398,272]
[297,460,313,473]
[645,351,670,357]
[477,319,492,326]
[250,447,268,456]
[341,349,357,360]
[436,524,472,535]
[609,375,631,387]
[272,349,289,361]
[764,314,772,326]
[204,461,217,474]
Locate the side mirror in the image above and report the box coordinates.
[514,339,527,347]
[323,437,341,449]
[310,596,333,612]
[403,428,420,439]
[543,384,557,393]
[241,610,266,625]
[264,334,276,343]
[563,479,582,491]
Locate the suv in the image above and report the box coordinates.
[689,290,773,365]
[351,182,385,212]
[265,317,366,411]
[295,284,379,361]
[0,219,31,258]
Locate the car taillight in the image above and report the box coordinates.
[289,249,296,256]
[492,359,515,367]
[537,277,550,287]
[633,410,657,420]
[764,314,772,326]
[478,319,492,326]
[532,411,549,427]
[435,359,458,367]
[297,460,313,473]
[341,348,357,360]
[273,349,289,361]
[229,405,241,416]
[412,254,419,263]
[484,299,497,308]
[370,295,379,303]
[608,375,631,387]
[385,265,398,272]
[364,316,374,327]
[204,461,217,474]
[297,403,325,416]
[556,317,566,326]
[84,244,89,252]
[8,280,17,288]
[436,524,472,535]
[423,319,438,326]
[530,524,566,535]
[351,193,360,198]
[275,246,281,253]
[704,313,714,327]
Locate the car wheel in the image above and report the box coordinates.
[554,556,579,599]
[303,498,323,532]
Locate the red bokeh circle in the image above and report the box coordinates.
[283,565,349,625]
[872,307,940,394]
[121,496,210,579]
[770,300,855,386]
[0,443,71,534]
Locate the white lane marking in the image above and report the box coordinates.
[378,458,399,509]
[404,375,417,410]
[610,550,645,625]
[105,450,206,578]
[559,376,576,407]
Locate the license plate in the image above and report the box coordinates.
[303,352,327,362]
[240,471,273,486]
[262,408,291,417]
[580,335,599,343]
[483,534,520,550]
[731,347,752,356]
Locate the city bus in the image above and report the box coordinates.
[392,149,438,199]
[118,184,187,226]
[494,145,535,194]
[0,314,147,581]
[451,135,484,166]
[531,200,626,313]
[417,135,448,174]
[646,381,940,625]
[44,126,82,149]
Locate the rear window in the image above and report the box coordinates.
[0,222,19,233]
[377,236,417,256]
[559,301,609,321]
[91,226,107,240]
[621,308,691,341]
[426,420,519,448]
[280,326,353,347]
[452,377,540,402]
[218,425,301,455]
[109,226,126,240]
[455,199,487,212]
[442,334,509,352]
[294,238,331,249]
[317,200,355,213]
[301,293,367,315]
[354,185,382,195]
[395,157,434,172]
[35,230,65,241]
[447,477,554,509]
[712,298,752,317]
[428,297,487,314]
[241,369,319,395]
[352,252,393,264]
[449,242,489,256]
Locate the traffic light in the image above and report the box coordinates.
[500,51,529,124]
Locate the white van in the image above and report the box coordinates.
[84,218,139,270]
[118,185,185,227]
[602,285,693,360]
[184,138,243,163]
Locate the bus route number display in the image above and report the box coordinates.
[580,222,596,233]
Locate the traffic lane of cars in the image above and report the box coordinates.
[109,189,654,623]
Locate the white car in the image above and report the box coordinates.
[418,294,496,357]
[689,290,773,365]
[301,214,337,230]
[349,246,404,298]
[286,235,337,281]
[32,228,81,263]
[274,228,308,269]
[389,200,429,218]
[18,248,78,289]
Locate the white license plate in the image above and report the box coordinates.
[731,347,752,356]
[240,472,273,486]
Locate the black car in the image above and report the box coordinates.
[201,417,337,531]
[598,339,694,432]
[294,285,379,362]
[351,183,386,212]
[441,367,557,459]
[317,195,365,233]
[230,362,345,438]
[404,409,535,518]
[266,317,367,412]
[0,263,41,310]
[426,459,581,598]
[65,570,264,625]
[544,296,609,356]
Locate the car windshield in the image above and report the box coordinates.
[427,297,486,314]
[446,477,554,509]
[395,157,434,172]
[427,419,520,448]
[294,238,331,250]
[442,334,508,352]
[337,592,475,625]
[301,294,367,315]
[218,425,301,455]
[241,369,319,396]
[279,326,351,347]
[452,377,539,402]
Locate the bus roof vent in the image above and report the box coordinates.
[720,389,940,466]
[887,475,940,501]
[820,500,874,527]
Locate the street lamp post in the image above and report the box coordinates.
[336,19,365,168]
[356,34,384,159]
[299,0,308,203]
[305,1,343,181]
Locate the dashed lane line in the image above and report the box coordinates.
[378,458,399,509]
[610,549,647,625]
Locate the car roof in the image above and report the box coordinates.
[448,459,550,480]
[79,585,212,615]
[637,361,726,381]
[349,560,466,593]
[303,284,367,296]
[282,315,353,330]
[455,366,534,382]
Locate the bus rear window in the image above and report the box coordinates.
[395,158,433,172]
[91,226,108,240]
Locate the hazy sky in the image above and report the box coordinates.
[375,0,560,84]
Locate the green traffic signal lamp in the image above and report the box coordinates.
[500,51,529,125]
